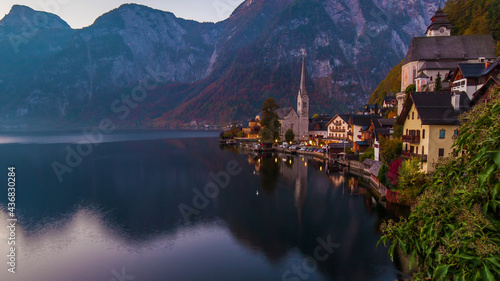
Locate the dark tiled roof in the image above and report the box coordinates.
[275,107,295,119]
[403,34,496,64]
[426,8,453,32]
[377,118,396,127]
[416,72,429,79]
[329,143,353,149]
[398,92,471,125]
[480,59,500,76]
[419,61,460,71]
[338,114,350,123]
[458,63,486,78]
[351,115,381,127]
[471,77,500,106]
[384,96,397,102]
[309,115,332,131]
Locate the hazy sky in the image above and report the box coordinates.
[0,0,245,28]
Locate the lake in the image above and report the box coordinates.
[0,131,403,281]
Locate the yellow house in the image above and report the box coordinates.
[397,92,470,173]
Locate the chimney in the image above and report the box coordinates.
[452,91,461,110]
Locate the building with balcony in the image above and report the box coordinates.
[400,5,496,95]
[397,91,470,173]
[326,114,350,141]
[450,58,500,100]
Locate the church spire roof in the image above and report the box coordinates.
[299,50,307,97]
[426,1,453,36]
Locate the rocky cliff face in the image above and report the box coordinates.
[0,0,439,128]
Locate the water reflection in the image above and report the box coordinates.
[0,134,402,280]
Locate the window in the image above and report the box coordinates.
[422,129,425,139]
[412,112,414,120]
[439,148,445,157]
[439,130,446,139]
[416,147,419,154]
[406,129,409,135]
[454,130,459,137]
[422,146,425,155]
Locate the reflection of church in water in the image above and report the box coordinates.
[279,156,308,230]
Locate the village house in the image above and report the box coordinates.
[383,96,397,108]
[470,76,500,106]
[351,115,381,152]
[326,114,350,141]
[242,119,261,139]
[309,114,331,141]
[397,91,470,173]
[366,118,396,161]
[450,58,500,100]
[397,4,496,114]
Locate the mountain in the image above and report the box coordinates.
[0,0,440,129]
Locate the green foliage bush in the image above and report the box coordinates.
[397,157,427,204]
[380,136,403,164]
[379,89,500,280]
[360,147,374,162]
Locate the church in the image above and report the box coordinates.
[400,1,496,94]
[276,53,310,141]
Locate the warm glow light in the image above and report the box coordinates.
[305,163,307,167]
[275,158,278,163]
[320,166,323,171]
[289,160,292,164]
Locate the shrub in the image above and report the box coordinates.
[360,147,375,162]
[379,88,500,280]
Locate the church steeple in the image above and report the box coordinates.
[426,1,453,37]
[299,50,308,97]
[297,50,309,119]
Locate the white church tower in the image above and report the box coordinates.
[297,50,310,141]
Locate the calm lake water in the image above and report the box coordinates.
[0,131,403,281]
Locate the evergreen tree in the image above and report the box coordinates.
[435,72,442,92]
[259,98,281,142]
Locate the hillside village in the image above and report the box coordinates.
[227,4,498,180]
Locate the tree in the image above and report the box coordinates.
[237,131,246,138]
[435,72,442,91]
[312,113,319,118]
[260,98,281,142]
[379,135,402,164]
[285,128,295,143]
[380,88,500,279]
[397,157,427,204]
[405,84,416,94]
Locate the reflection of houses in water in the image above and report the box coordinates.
[328,173,345,187]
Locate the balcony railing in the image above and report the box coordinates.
[330,128,345,132]
[402,151,428,162]
[402,135,420,144]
